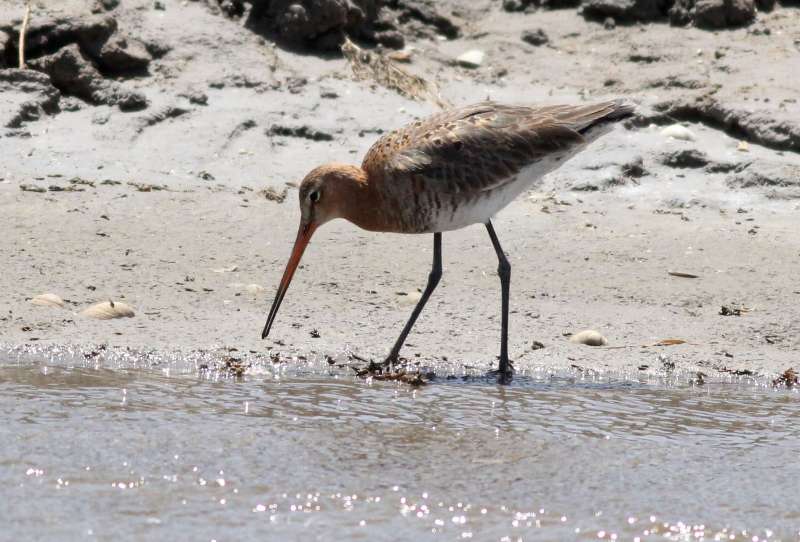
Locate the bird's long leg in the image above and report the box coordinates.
[485,220,513,383]
[374,232,442,373]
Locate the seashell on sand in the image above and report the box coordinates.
[245,284,266,296]
[660,124,696,141]
[31,293,65,308]
[456,49,485,68]
[397,290,423,306]
[80,300,135,319]
[569,329,608,346]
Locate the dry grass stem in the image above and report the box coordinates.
[18,1,31,69]
[341,37,451,110]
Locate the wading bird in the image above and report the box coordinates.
[262,100,633,382]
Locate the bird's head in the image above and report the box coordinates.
[296,163,359,230]
[261,163,367,339]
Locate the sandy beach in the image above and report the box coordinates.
[2,0,799,379]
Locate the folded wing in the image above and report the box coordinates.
[362,100,632,194]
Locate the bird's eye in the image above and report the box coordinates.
[309,190,321,203]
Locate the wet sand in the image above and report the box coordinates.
[3,183,800,379]
[2,1,799,380]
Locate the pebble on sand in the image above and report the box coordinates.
[569,329,608,346]
[660,124,696,141]
[80,300,135,319]
[456,50,485,68]
[521,29,549,46]
[31,293,66,308]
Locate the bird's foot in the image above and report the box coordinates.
[354,354,402,377]
[487,358,514,385]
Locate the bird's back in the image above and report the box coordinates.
[361,100,633,233]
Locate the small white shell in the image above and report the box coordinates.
[456,49,484,68]
[212,265,238,273]
[80,300,135,319]
[31,293,65,308]
[569,329,608,346]
[397,290,423,306]
[245,284,266,296]
[660,124,696,141]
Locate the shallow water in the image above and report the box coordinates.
[1,351,799,541]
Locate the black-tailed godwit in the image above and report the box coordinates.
[262,100,633,382]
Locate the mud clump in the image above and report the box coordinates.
[268,124,334,141]
[84,33,152,74]
[1,13,151,120]
[577,0,761,27]
[0,30,10,68]
[582,0,671,23]
[521,28,549,46]
[622,157,647,178]
[773,368,798,388]
[179,89,209,106]
[223,357,249,377]
[655,95,800,153]
[385,0,460,40]
[2,14,153,73]
[354,365,429,386]
[212,0,459,52]
[726,163,800,200]
[504,0,580,11]
[212,0,388,50]
[258,186,289,203]
[29,44,147,111]
[261,0,384,49]
[2,15,115,63]
[0,69,60,128]
[136,106,190,133]
[669,0,756,27]
[719,305,750,316]
[659,149,710,169]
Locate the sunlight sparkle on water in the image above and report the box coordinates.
[1,358,797,540]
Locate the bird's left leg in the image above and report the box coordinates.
[485,220,513,384]
[368,232,443,374]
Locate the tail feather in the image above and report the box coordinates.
[569,99,635,134]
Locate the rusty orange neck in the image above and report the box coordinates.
[326,165,390,232]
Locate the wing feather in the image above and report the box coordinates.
[362,101,630,195]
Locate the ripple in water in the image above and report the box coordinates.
[1,347,798,540]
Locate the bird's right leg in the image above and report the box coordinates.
[370,232,442,374]
[485,220,513,384]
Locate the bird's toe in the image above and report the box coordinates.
[487,359,514,384]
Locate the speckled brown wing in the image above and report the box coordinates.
[362,100,631,194]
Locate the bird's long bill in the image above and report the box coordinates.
[261,221,317,339]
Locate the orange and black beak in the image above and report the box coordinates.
[261,221,317,339]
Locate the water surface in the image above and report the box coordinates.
[1,350,798,541]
